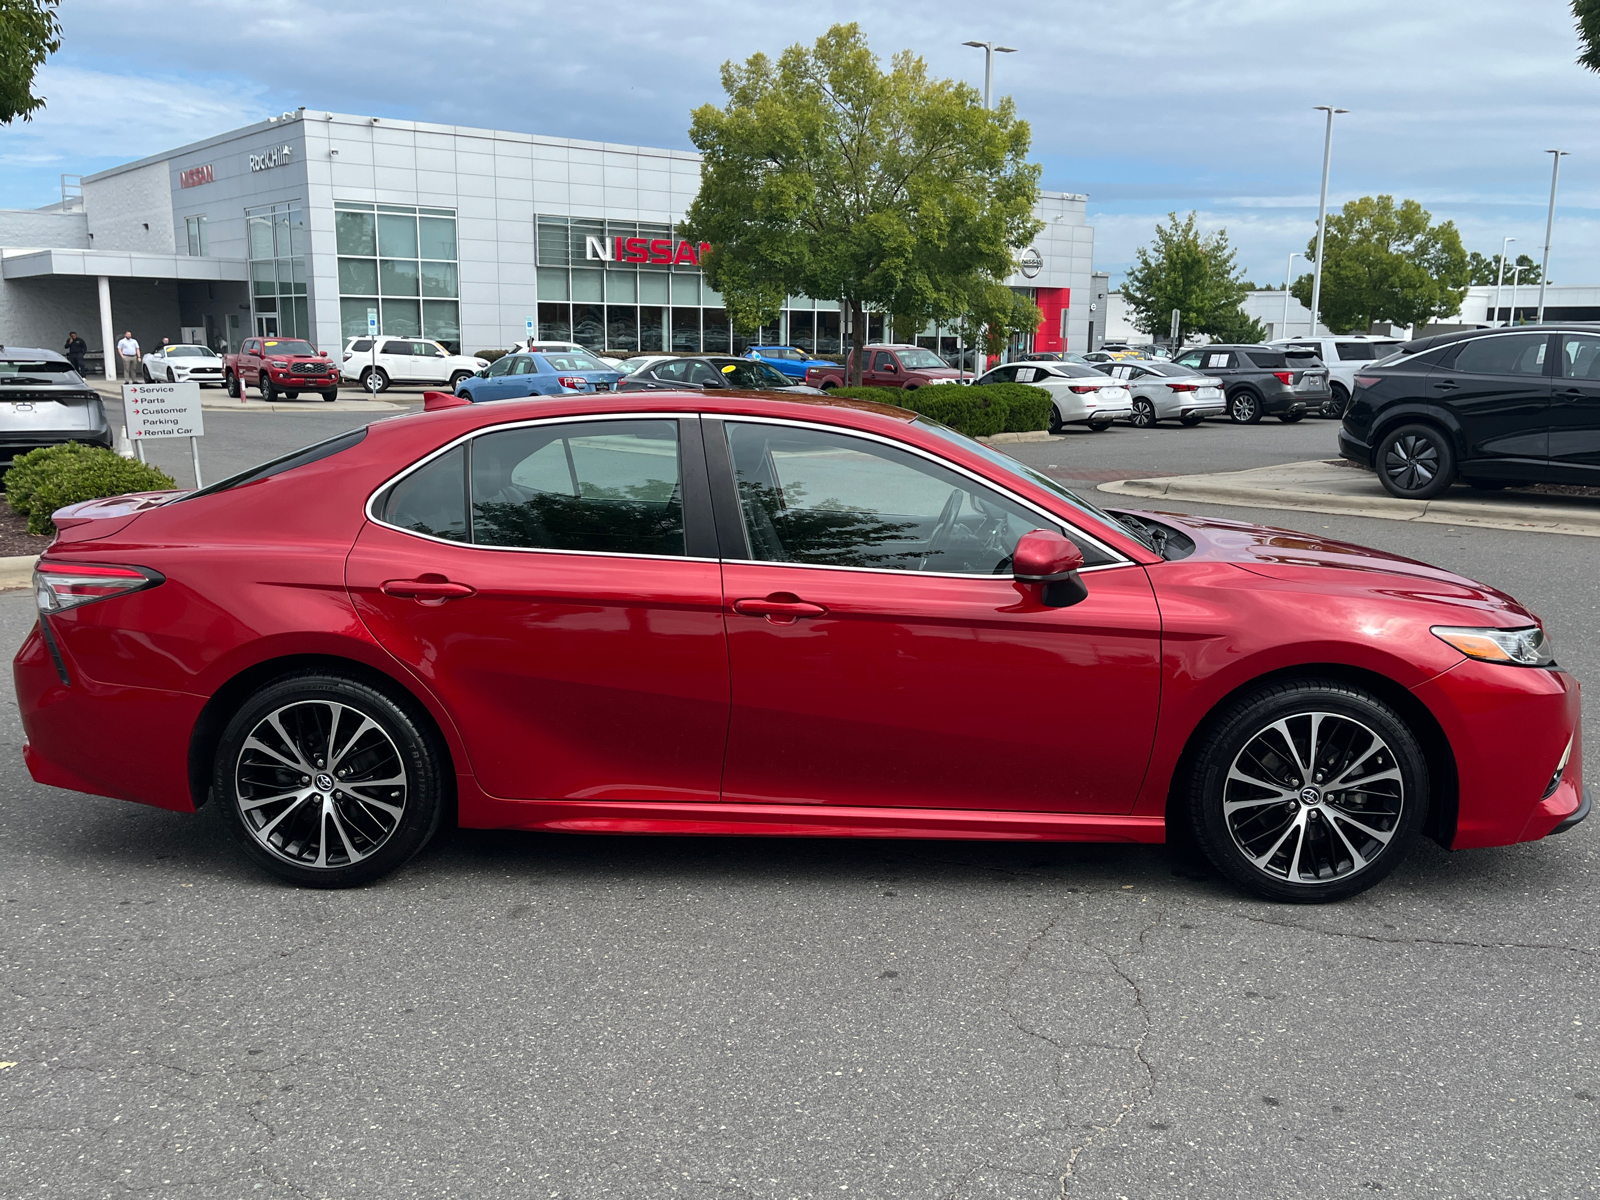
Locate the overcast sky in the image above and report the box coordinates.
[4,0,1599,288]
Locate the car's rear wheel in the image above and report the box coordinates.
[1323,384,1349,418]
[1186,679,1428,903]
[1088,416,1114,431]
[1179,413,1206,427]
[448,371,472,388]
[1129,398,1157,428]
[214,671,448,888]
[1228,390,1261,424]
[1376,422,1455,499]
[1278,409,1305,424]
[361,368,389,394]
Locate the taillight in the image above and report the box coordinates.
[557,376,588,390]
[1167,382,1198,392]
[1067,384,1105,394]
[34,562,162,614]
[1273,371,1294,385]
[1354,375,1381,389]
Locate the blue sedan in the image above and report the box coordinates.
[455,350,624,402]
[744,345,835,380]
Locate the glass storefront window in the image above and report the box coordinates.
[422,300,460,347]
[606,305,638,353]
[537,268,569,301]
[339,258,378,295]
[790,311,815,353]
[702,309,730,354]
[817,310,841,355]
[377,213,419,259]
[571,270,603,303]
[336,209,376,256]
[341,298,378,341]
[606,271,636,303]
[671,274,699,305]
[538,303,571,341]
[380,299,421,337]
[419,216,457,261]
[337,200,458,349]
[573,304,605,351]
[421,261,458,298]
[639,306,664,352]
[671,308,700,353]
[639,273,669,305]
[380,259,420,296]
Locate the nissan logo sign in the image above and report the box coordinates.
[1019,247,1043,279]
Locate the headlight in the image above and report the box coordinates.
[1432,624,1555,667]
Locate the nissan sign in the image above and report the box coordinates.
[1018,247,1043,279]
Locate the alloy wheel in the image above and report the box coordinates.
[1383,433,1439,492]
[1223,712,1404,886]
[1230,394,1257,423]
[233,700,408,870]
[1129,398,1156,428]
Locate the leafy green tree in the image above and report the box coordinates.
[1575,0,1600,71]
[1121,212,1256,349]
[1467,251,1541,287]
[1291,195,1469,333]
[679,23,1042,384]
[0,0,60,125]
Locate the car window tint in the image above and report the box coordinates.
[653,360,688,383]
[487,356,513,377]
[541,351,607,372]
[686,362,723,387]
[349,338,373,353]
[511,356,537,376]
[1243,350,1287,369]
[724,361,790,388]
[1559,334,1600,380]
[724,422,1049,575]
[381,340,412,356]
[1175,352,1204,368]
[1336,342,1379,361]
[1452,333,1549,377]
[470,420,684,556]
[872,351,896,372]
[383,445,468,542]
[986,365,1018,384]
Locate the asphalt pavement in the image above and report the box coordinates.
[2,409,1597,1199]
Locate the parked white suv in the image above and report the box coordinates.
[1266,335,1403,416]
[341,337,489,393]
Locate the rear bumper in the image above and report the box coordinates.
[0,430,113,465]
[1338,427,1372,466]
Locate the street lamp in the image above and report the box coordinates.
[962,40,1017,110]
[1282,251,1303,337]
[1506,262,1525,327]
[1537,149,1569,322]
[1308,105,1348,338]
[1494,236,1514,327]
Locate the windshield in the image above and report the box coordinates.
[895,348,947,371]
[261,340,317,356]
[722,360,794,388]
[911,416,1153,550]
[540,351,609,372]
[0,359,79,384]
[166,345,211,357]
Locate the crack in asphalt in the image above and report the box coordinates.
[1238,913,1598,963]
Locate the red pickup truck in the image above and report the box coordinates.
[805,343,965,390]
[224,337,341,402]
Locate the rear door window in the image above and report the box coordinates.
[381,340,413,356]
[1336,342,1379,361]
[1451,334,1549,376]
[1558,334,1600,379]
[1203,351,1236,370]
[487,356,514,377]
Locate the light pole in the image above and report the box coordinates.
[1308,105,1348,338]
[1282,252,1303,337]
[1537,149,1569,322]
[1506,263,1524,328]
[962,40,1017,110]
[1493,236,1514,327]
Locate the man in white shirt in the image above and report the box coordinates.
[116,332,140,382]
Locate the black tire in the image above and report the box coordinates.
[1128,398,1158,428]
[458,390,475,404]
[1228,390,1262,424]
[284,390,300,400]
[1278,409,1305,424]
[1186,678,1429,903]
[1179,413,1205,427]
[1376,422,1455,499]
[226,371,241,398]
[819,381,837,391]
[321,389,339,402]
[448,371,472,388]
[213,670,449,888]
[1088,417,1114,432]
[1048,406,1064,435]
[141,364,152,383]
[1322,384,1349,418]
[361,368,389,394]
[166,368,176,383]
[261,374,277,403]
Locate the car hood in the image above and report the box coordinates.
[1123,509,1538,625]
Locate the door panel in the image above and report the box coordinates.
[1430,332,1551,468]
[1551,333,1600,477]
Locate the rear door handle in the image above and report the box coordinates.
[733,594,828,621]
[1557,387,1585,400]
[381,576,476,600]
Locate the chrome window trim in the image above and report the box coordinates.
[365,411,713,564]
[716,412,1133,570]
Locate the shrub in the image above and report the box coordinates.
[5,443,177,536]
[821,383,1052,437]
[473,349,509,363]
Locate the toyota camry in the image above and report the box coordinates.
[14,392,1586,900]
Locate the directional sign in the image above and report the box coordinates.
[526,316,535,338]
[368,307,378,335]
[123,382,204,440]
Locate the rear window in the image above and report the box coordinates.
[0,358,78,383]
[181,427,369,500]
[539,351,607,372]
[1243,350,1288,369]
[1335,342,1380,361]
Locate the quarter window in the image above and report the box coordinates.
[1451,334,1548,377]
[724,422,1054,575]
[1335,342,1379,361]
[383,446,468,543]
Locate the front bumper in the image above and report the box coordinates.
[1550,786,1592,836]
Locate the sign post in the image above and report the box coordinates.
[1169,308,1182,353]
[367,308,379,394]
[123,382,205,488]
[525,316,534,347]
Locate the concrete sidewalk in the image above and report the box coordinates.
[1099,458,1600,538]
[88,379,409,414]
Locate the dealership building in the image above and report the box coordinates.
[0,109,1097,375]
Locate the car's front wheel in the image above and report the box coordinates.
[321,389,339,402]
[1048,406,1064,435]
[166,368,176,383]
[1322,384,1349,418]
[1376,422,1455,499]
[214,671,449,888]
[1186,679,1429,903]
[1228,390,1262,424]
[1128,398,1157,428]
[225,371,241,398]
[1179,413,1206,427]
[261,374,277,402]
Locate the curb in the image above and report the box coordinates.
[0,554,39,591]
[197,399,408,413]
[1099,473,1600,538]
[981,430,1056,445]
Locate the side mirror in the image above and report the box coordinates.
[1013,529,1088,608]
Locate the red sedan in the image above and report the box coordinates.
[14,393,1587,901]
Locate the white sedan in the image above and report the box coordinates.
[142,344,226,386]
[980,360,1134,432]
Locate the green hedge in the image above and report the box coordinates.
[5,444,177,536]
[822,383,1052,437]
[473,348,508,363]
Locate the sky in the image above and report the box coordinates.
[3,0,1599,289]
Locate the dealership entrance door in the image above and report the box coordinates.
[254,315,279,337]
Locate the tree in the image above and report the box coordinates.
[1576,0,1600,72]
[0,0,60,125]
[1290,195,1468,333]
[679,23,1042,385]
[1467,251,1541,287]
[1121,212,1257,348]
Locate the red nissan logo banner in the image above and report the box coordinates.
[613,236,712,266]
[178,164,214,189]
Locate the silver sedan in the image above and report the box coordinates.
[984,360,1134,432]
[1095,360,1227,427]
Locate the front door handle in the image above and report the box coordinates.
[1432,380,1460,392]
[1557,387,1585,400]
[733,593,828,622]
[381,575,476,601]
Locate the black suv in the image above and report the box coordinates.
[1171,344,1330,424]
[1340,325,1600,499]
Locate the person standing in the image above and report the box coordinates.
[63,331,88,374]
[116,331,140,383]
